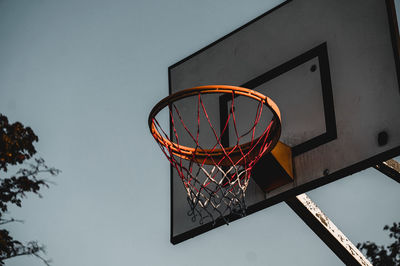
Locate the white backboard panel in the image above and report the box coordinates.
[169,0,400,244]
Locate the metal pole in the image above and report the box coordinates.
[374,159,400,183]
[286,193,372,266]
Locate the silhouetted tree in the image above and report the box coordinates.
[357,222,400,266]
[0,114,60,265]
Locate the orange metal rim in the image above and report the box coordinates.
[148,85,282,164]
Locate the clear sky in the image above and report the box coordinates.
[0,0,400,265]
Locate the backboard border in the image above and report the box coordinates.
[386,0,400,94]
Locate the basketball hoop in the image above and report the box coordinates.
[149,85,281,224]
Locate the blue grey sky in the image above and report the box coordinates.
[0,0,399,265]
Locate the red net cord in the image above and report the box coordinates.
[152,91,277,224]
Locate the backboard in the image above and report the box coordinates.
[168,0,400,244]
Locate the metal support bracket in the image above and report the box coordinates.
[286,193,372,266]
[374,159,400,183]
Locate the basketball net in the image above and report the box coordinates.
[149,86,280,224]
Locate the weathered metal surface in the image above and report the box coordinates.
[169,0,400,244]
[374,159,400,183]
[286,194,372,266]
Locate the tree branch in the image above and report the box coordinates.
[0,217,24,225]
[1,241,51,266]
[0,114,58,266]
